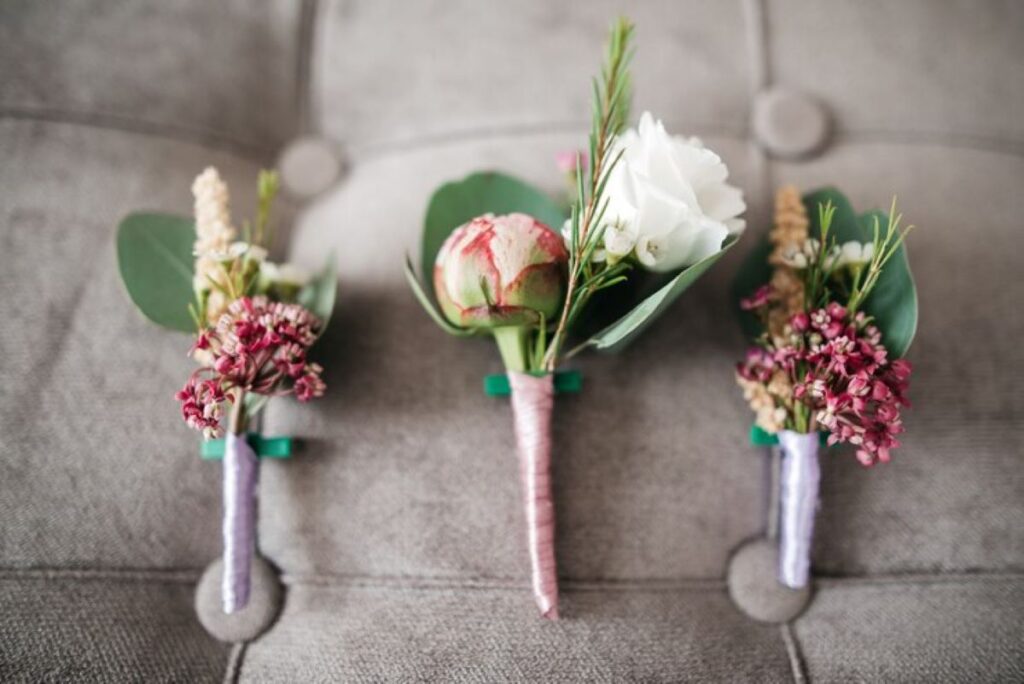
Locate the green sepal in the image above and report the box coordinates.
[484,370,582,396]
[201,433,293,459]
[116,212,197,332]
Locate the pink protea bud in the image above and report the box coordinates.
[433,213,568,329]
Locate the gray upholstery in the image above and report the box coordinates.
[0,570,228,683]
[240,580,795,682]
[1,0,1022,681]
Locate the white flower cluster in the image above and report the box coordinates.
[777,238,875,271]
[573,112,746,273]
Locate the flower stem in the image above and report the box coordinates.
[229,390,248,435]
[493,326,531,373]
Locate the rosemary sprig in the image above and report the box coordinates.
[542,17,634,371]
[847,197,913,315]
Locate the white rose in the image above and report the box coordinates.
[599,112,746,272]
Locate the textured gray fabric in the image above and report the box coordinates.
[0,0,301,155]
[0,571,228,683]
[315,0,752,150]
[766,0,1024,144]
[794,577,1024,682]
[239,581,793,682]
[0,120,275,569]
[773,145,1024,576]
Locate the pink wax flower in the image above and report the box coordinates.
[176,296,325,436]
[737,304,912,466]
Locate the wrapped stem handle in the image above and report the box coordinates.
[508,372,559,620]
[223,432,258,613]
[777,430,821,589]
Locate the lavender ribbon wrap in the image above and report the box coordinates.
[777,430,821,589]
[508,372,559,620]
[223,432,259,613]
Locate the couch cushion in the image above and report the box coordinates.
[794,575,1024,682]
[314,0,752,151]
[0,569,228,683]
[238,580,794,681]
[0,0,302,154]
[766,0,1024,145]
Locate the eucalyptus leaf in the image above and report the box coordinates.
[588,235,739,352]
[421,171,567,280]
[298,254,338,335]
[732,187,917,357]
[116,212,196,332]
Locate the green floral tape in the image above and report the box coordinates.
[201,433,293,460]
[484,370,583,397]
[749,425,828,447]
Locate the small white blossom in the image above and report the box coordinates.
[246,245,268,262]
[778,246,808,269]
[261,262,311,288]
[837,241,874,268]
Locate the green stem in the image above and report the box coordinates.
[493,326,531,373]
[229,389,248,436]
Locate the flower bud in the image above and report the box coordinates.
[434,213,568,329]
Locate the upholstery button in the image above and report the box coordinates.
[194,555,283,642]
[752,89,831,159]
[727,537,813,623]
[278,136,344,198]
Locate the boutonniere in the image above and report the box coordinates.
[405,18,746,618]
[734,186,917,589]
[116,168,335,613]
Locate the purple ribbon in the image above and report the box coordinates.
[223,432,258,613]
[777,430,820,589]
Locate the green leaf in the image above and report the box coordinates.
[403,256,475,337]
[298,254,338,335]
[587,235,739,352]
[850,210,917,358]
[421,171,567,280]
[732,188,918,358]
[116,212,196,332]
